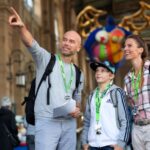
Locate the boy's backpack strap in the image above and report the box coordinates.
[88,91,94,108]
[35,54,56,103]
[110,87,122,128]
[73,64,81,89]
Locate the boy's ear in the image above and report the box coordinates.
[109,73,115,80]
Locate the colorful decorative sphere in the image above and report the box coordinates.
[84,16,131,68]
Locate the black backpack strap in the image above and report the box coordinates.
[35,54,56,102]
[73,64,81,89]
[47,76,51,105]
[72,64,81,97]
[21,79,36,105]
[42,54,56,81]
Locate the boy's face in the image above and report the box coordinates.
[95,67,114,84]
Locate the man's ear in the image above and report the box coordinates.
[77,45,81,52]
[77,49,80,52]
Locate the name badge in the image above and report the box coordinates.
[95,124,101,135]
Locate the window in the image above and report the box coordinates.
[24,0,33,11]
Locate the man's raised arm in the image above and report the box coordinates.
[8,7,34,47]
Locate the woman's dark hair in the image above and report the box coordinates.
[126,34,148,60]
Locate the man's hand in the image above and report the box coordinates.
[8,7,34,47]
[82,144,89,150]
[69,107,81,118]
[8,7,25,28]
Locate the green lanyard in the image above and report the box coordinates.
[95,84,111,123]
[57,54,74,93]
[131,70,141,101]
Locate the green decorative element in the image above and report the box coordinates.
[99,44,107,60]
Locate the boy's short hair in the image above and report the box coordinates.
[90,61,115,74]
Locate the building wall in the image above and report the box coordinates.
[0,0,87,116]
[0,0,41,114]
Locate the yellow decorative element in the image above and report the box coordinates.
[76,5,107,38]
[119,1,150,34]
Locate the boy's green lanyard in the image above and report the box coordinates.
[131,70,141,101]
[57,54,74,93]
[95,84,111,123]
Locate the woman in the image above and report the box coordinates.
[124,34,150,150]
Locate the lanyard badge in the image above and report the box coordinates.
[131,70,141,115]
[131,70,141,101]
[95,84,111,134]
[57,54,74,100]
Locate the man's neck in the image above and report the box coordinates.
[61,54,72,64]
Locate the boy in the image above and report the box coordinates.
[81,61,130,150]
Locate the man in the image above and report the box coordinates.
[8,7,84,150]
[0,97,19,150]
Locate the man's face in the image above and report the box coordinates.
[60,31,81,57]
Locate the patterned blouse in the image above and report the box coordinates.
[124,60,150,122]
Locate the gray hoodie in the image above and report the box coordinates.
[81,84,131,148]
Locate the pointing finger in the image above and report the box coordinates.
[8,15,15,24]
[10,7,20,18]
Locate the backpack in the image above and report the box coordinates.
[22,54,81,125]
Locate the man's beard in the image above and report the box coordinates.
[61,51,77,57]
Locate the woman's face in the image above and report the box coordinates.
[124,38,143,60]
